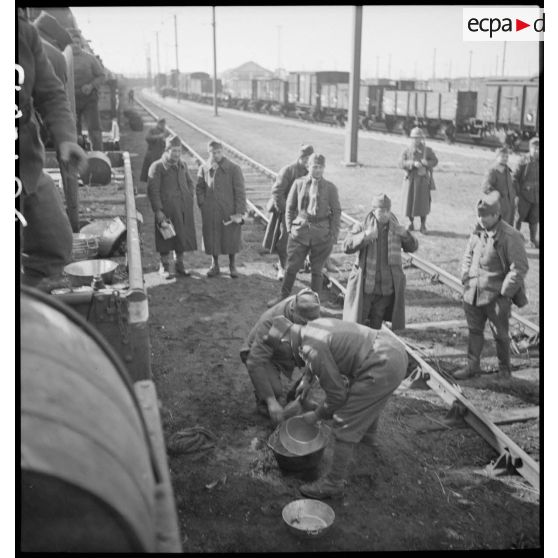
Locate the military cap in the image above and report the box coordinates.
[308,153,326,166]
[294,288,321,321]
[165,135,182,150]
[529,137,539,146]
[299,144,314,157]
[477,192,502,216]
[410,127,426,139]
[371,193,391,210]
[208,140,223,150]
[34,11,72,50]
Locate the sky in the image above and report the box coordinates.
[71,5,541,79]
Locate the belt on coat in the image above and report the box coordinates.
[303,215,330,224]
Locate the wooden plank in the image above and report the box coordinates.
[405,319,468,330]
[134,381,182,553]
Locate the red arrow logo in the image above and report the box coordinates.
[516,19,530,31]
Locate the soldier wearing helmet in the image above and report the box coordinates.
[399,127,438,234]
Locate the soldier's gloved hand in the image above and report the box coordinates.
[59,141,88,176]
[295,375,311,401]
[301,410,318,425]
[413,161,422,168]
[155,210,166,224]
[364,225,377,241]
[81,83,93,95]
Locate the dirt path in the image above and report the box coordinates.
[123,113,539,551]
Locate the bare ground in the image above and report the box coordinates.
[122,98,540,551]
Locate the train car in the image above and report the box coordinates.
[383,87,477,135]
[471,77,539,137]
[255,77,288,106]
[359,79,397,122]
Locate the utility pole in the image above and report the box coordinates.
[212,6,218,116]
[501,41,507,76]
[432,48,436,79]
[277,25,282,70]
[343,5,362,166]
[146,43,152,86]
[174,14,180,102]
[156,31,161,76]
[468,50,473,89]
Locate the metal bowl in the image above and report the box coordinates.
[64,259,118,287]
[279,416,325,456]
[267,424,330,473]
[282,499,335,539]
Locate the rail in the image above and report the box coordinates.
[135,94,540,489]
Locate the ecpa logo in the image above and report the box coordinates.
[463,8,544,41]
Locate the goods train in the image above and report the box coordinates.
[156,69,539,140]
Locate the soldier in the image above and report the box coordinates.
[264,315,408,499]
[342,193,418,330]
[69,29,105,150]
[267,153,341,306]
[196,140,247,278]
[147,135,197,277]
[482,147,516,226]
[514,137,540,248]
[18,10,87,291]
[262,144,314,280]
[400,127,438,234]
[454,192,529,380]
[140,118,170,184]
[240,288,321,424]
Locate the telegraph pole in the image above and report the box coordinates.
[501,41,507,76]
[212,6,218,116]
[156,31,161,76]
[468,50,473,89]
[343,5,362,166]
[174,14,180,102]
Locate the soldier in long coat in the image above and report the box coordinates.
[514,137,539,248]
[147,135,197,276]
[482,147,516,226]
[140,118,170,183]
[262,144,314,279]
[196,140,247,278]
[342,194,418,330]
[400,127,438,234]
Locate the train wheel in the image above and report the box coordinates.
[385,116,395,131]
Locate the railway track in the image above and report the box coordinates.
[134,94,539,490]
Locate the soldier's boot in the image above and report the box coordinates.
[175,252,191,276]
[160,252,170,273]
[360,418,380,448]
[299,440,355,500]
[529,224,539,249]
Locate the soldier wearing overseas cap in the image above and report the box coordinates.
[140,117,170,184]
[196,140,247,278]
[342,193,418,330]
[147,135,197,276]
[263,315,408,499]
[514,137,540,248]
[482,146,516,226]
[454,191,529,380]
[239,288,322,424]
[267,152,342,306]
[263,144,314,280]
[399,127,438,234]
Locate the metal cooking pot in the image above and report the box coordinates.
[282,499,335,539]
[279,416,326,456]
[80,217,126,257]
[64,259,118,287]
